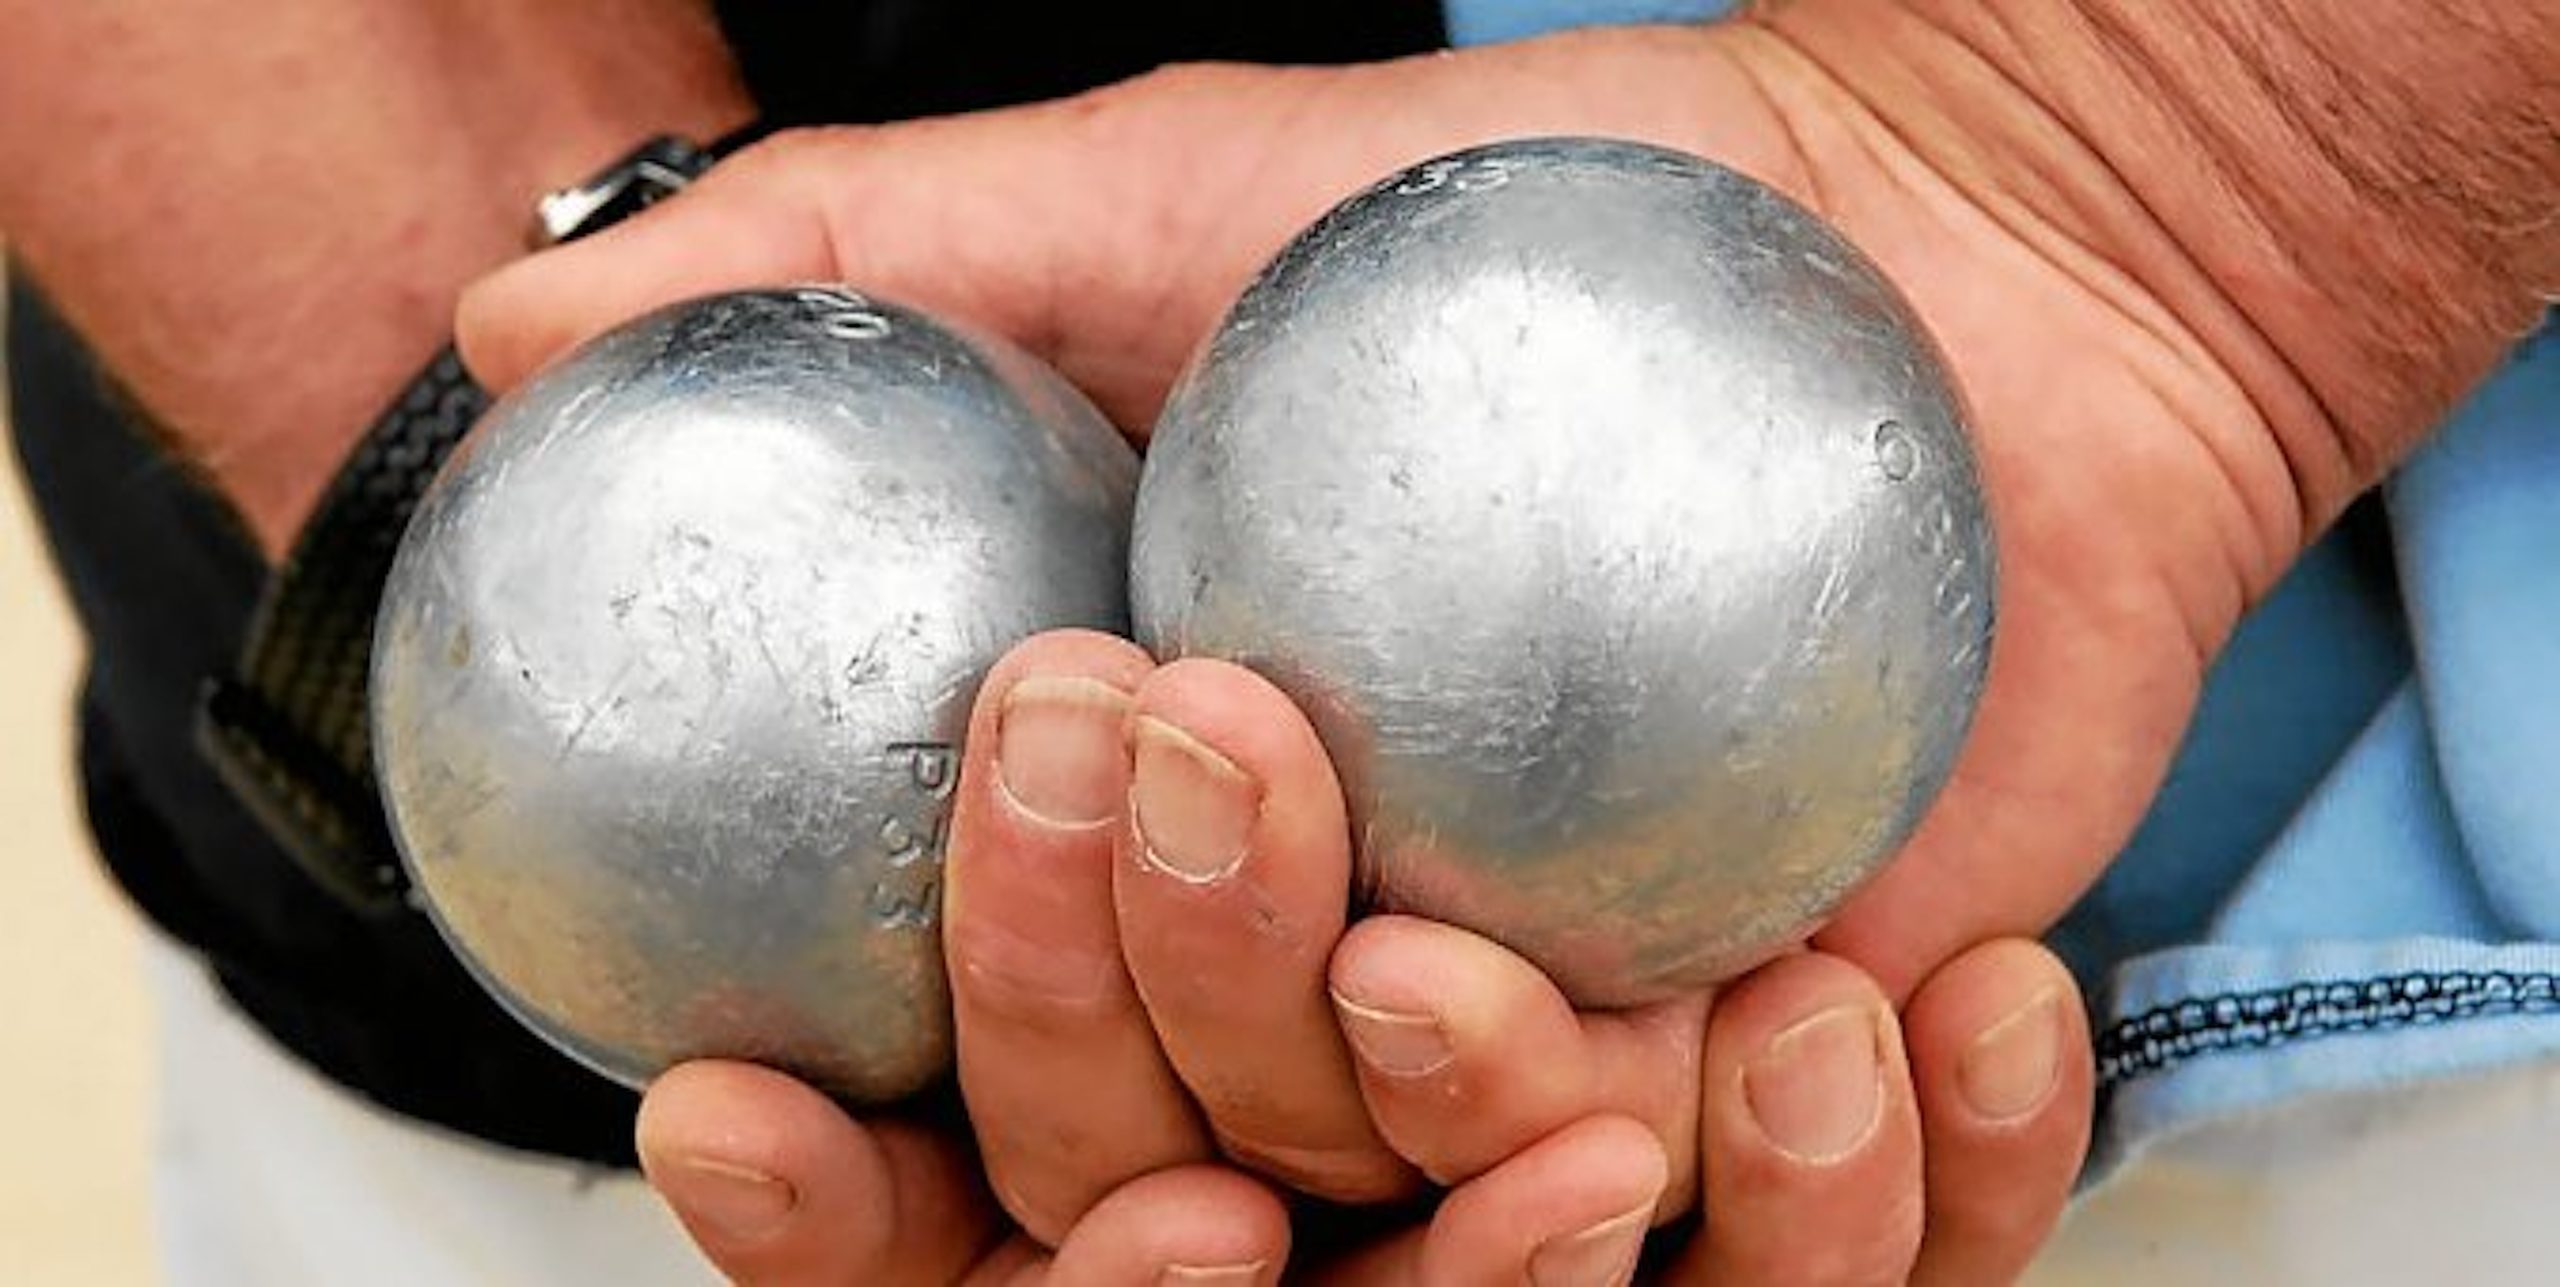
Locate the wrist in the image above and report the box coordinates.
[1742,0,2552,528]
[226,20,753,555]
[1,2,752,560]
[462,2,755,231]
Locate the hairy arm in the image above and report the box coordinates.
[0,1,750,557]
[1755,0,2555,530]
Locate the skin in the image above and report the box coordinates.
[0,0,754,556]
[9,0,2553,1281]
[453,26,2116,1281]
[455,5,2547,1282]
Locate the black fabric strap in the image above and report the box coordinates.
[196,348,489,912]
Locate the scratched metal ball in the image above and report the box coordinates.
[372,287,1136,1101]
[1132,138,1994,1006]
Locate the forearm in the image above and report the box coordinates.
[1751,0,2556,525]
[0,1,750,557]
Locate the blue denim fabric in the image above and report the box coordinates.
[2076,324,2560,1178]
[1446,0,2560,1186]
[1445,0,1734,46]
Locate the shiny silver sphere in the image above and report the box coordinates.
[374,287,1137,1101]
[1132,138,1994,1006]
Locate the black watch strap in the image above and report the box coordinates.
[198,128,759,915]
[199,346,491,911]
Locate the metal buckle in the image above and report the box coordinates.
[530,135,716,248]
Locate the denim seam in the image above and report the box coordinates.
[2098,969,2560,1088]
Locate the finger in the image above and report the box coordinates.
[1327,914,1705,1204]
[941,629,1210,1244]
[636,1061,1005,1287]
[454,91,1248,420]
[1113,658,1416,1202]
[1043,1165,1292,1287]
[456,128,839,393]
[1315,1115,1668,1287]
[457,36,1818,417]
[1902,939,2093,1287]
[454,117,1075,397]
[1677,953,1924,1287]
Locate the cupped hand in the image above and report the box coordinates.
[633,629,2091,1284]
[463,19,2324,996]
[456,16,2337,1280]
[631,1060,1283,1285]
[632,1057,1670,1285]
[938,634,2091,1283]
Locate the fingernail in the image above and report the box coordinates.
[1330,987,1455,1077]
[996,676,1132,829]
[1160,1261,1270,1285]
[1743,1004,1886,1164]
[1961,988,2062,1122]
[1129,716,1260,883]
[659,1156,795,1243]
[1529,1204,1651,1287]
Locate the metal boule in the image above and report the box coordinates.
[372,287,1137,1101]
[1132,137,1995,1006]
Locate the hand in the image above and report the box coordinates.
[459,18,2339,1280]
[465,21,2337,996]
[631,1061,1288,1285]
[619,633,1686,1285]
[930,634,2089,1283]
[1317,919,2093,1284]
[622,631,1698,1285]
[630,627,2093,1284]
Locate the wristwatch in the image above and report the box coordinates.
[197,127,761,915]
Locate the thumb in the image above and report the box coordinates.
[635,1061,1008,1286]
[454,31,1798,429]
[454,66,1326,428]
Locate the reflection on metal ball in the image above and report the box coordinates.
[373,288,1137,1101]
[1132,138,1995,1006]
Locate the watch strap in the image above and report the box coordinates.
[199,347,488,910]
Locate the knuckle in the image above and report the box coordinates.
[1092,60,1258,109]
[944,915,1131,1032]
[1937,1181,2059,1256]
[983,1163,1086,1251]
[1213,1127,1417,1204]
[1798,1188,1925,1287]
[714,123,855,181]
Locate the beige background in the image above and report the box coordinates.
[0,288,158,1285]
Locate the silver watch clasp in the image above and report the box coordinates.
[531,135,716,248]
